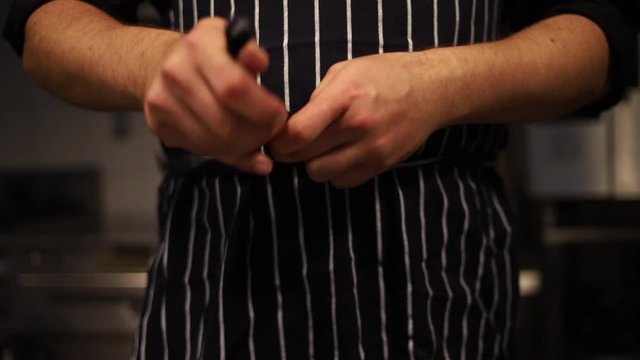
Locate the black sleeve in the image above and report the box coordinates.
[503,0,639,114]
[3,0,146,56]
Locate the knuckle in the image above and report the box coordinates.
[160,61,186,88]
[344,82,364,102]
[286,124,313,146]
[345,114,372,132]
[182,34,202,54]
[344,77,373,102]
[326,61,344,76]
[341,89,358,107]
[145,90,170,114]
[344,111,378,135]
[217,73,247,101]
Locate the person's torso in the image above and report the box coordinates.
[163,0,508,162]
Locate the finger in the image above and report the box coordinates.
[311,61,346,100]
[145,79,223,155]
[160,39,281,149]
[192,29,287,125]
[157,115,274,174]
[160,46,235,133]
[231,150,274,175]
[146,105,211,154]
[272,120,355,163]
[148,95,274,176]
[161,63,284,158]
[304,142,370,183]
[329,164,379,189]
[273,62,348,158]
[201,57,287,126]
[238,41,270,74]
[271,85,348,156]
[154,114,273,175]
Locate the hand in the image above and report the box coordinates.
[270,52,453,188]
[144,17,288,175]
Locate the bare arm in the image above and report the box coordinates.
[435,14,610,125]
[23,0,287,174]
[23,0,180,111]
[271,14,613,187]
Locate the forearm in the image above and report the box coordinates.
[23,0,181,111]
[427,14,610,126]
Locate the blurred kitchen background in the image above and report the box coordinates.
[1,3,639,360]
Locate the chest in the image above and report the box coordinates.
[166,0,503,47]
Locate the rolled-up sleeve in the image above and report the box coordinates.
[3,0,143,56]
[504,0,639,113]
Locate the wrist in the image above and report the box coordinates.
[127,26,183,108]
[416,40,531,127]
[412,47,478,129]
[413,14,611,127]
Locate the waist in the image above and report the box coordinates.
[161,124,505,175]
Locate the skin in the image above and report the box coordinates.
[23,0,610,187]
[143,19,287,174]
[24,0,287,174]
[269,15,610,187]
